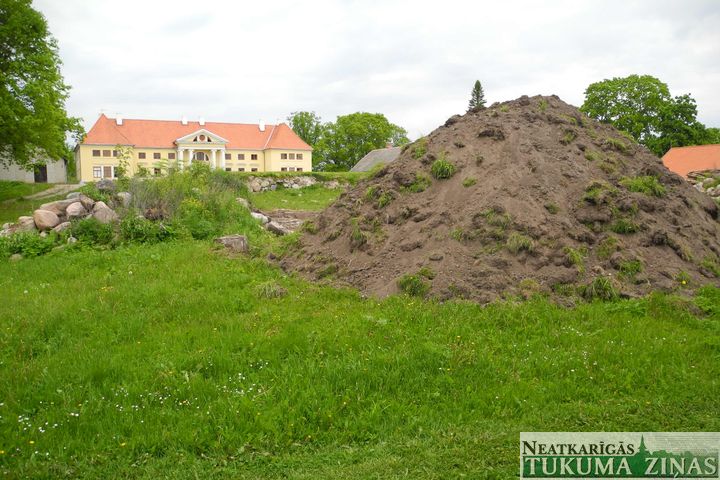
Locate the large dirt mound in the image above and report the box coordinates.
[283,95,720,303]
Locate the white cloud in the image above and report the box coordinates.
[35,0,720,140]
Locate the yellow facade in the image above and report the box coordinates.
[75,144,312,181]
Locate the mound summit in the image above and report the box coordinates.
[283,95,720,303]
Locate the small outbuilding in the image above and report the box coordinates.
[662,144,720,178]
[350,146,402,172]
[0,158,67,183]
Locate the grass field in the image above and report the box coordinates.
[0,240,719,478]
[0,181,53,202]
[1,171,719,478]
[250,185,344,211]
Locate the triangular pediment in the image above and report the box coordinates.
[175,129,229,145]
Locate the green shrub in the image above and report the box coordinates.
[78,183,110,204]
[506,232,535,253]
[538,99,548,112]
[430,156,456,180]
[119,214,175,243]
[619,259,643,279]
[450,227,465,242]
[482,209,512,229]
[71,218,115,245]
[610,218,639,234]
[406,173,432,193]
[620,176,666,197]
[177,197,216,240]
[544,203,559,214]
[418,266,435,280]
[0,232,58,258]
[412,137,427,159]
[580,277,619,301]
[604,137,628,153]
[462,177,477,188]
[397,273,430,297]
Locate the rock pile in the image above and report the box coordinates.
[246,175,342,192]
[283,95,720,303]
[689,171,720,201]
[1,190,128,237]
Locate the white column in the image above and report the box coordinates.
[177,148,183,170]
[211,149,218,170]
[220,148,226,170]
[188,149,194,167]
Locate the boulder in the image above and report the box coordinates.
[116,192,132,208]
[67,236,77,244]
[9,253,22,262]
[266,221,291,236]
[79,194,95,211]
[251,212,269,224]
[66,192,82,199]
[39,199,75,216]
[33,209,61,231]
[236,197,250,209]
[66,202,87,219]
[96,179,116,192]
[92,201,119,224]
[17,216,36,232]
[214,234,249,253]
[52,221,72,233]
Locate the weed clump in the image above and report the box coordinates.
[580,277,619,301]
[397,272,430,297]
[406,174,432,193]
[506,232,535,254]
[462,177,477,188]
[430,155,456,180]
[620,176,666,197]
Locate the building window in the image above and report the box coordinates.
[112,150,118,157]
[251,167,258,172]
[103,166,112,178]
[168,153,176,160]
[297,167,303,172]
[289,153,295,159]
[225,167,231,172]
[138,152,146,159]
[281,167,287,172]
[251,154,257,160]
[297,153,303,160]
[92,149,101,157]
[224,153,231,160]
[238,153,245,160]
[153,168,161,176]
[93,166,102,178]
[289,167,296,172]
[194,151,208,161]
[238,167,245,172]
[153,152,161,160]
[281,153,288,159]
[102,149,111,157]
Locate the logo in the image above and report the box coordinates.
[520,432,719,479]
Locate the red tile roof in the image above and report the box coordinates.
[662,144,720,178]
[82,114,311,150]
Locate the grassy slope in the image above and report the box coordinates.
[0,241,719,478]
[0,194,70,224]
[0,181,53,202]
[251,185,344,212]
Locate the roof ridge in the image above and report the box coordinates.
[666,144,720,151]
[262,123,278,149]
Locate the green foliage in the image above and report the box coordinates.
[620,176,666,197]
[462,177,477,188]
[0,180,52,201]
[580,74,713,156]
[349,220,367,251]
[544,203,559,214]
[430,156,456,180]
[364,186,380,202]
[610,218,640,234]
[412,137,427,159]
[506,232,535,254]
[287,111,325,148]
[300,220,318,234]
[0,230,57,258]
[70,217,115,245]
[251,184,342,212]
[584,150,602,162]
[560,130,577,145]
[701,254,720,278]
[418,266,435,280]
[597,236,619,259]
[314,112,409,171]
[397,273,430,297]
[604,136,628,153]
[78,183,110,204]
[583,181,616,205]
[377,191,394,208]
[564,246,587,273]
[0,0,84,168]
[580,277,619,301]
[406,173,432,193]
[537,98,548,112]
[467,80,486,111]
[254,280,287,299]
[450,227,465,242]
[619,259,643,279]
[119,214,175,244]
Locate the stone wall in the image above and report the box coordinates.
[245,176,342,193]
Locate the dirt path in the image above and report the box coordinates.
[260,209,317,232]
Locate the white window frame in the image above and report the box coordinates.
[93,166,102,178]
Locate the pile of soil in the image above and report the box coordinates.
[282,95,720,303]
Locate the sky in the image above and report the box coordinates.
[35,0,720,140]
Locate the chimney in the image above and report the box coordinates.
[199,116,205,126]
[259,120,265,132]
[115,115,123,126]
[181,115,188,126]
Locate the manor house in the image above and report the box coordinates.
[75,115,312,181]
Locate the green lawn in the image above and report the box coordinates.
[251,185,344,211]
[0,181,53,202]
[1,240,718,478]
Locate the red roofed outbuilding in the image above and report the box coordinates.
[662,145,720,178]
[75,114,312,181]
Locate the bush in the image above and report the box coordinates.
[0,231,58,258]
[177,197,216,240]
[397,273,430,297]
[506,232,535,253]
[78,183,110,204]
[71,218,115,245]
[430,157,456,180]
[580,277,619,301]
[120,214,175,243]
[620,176,666,197]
